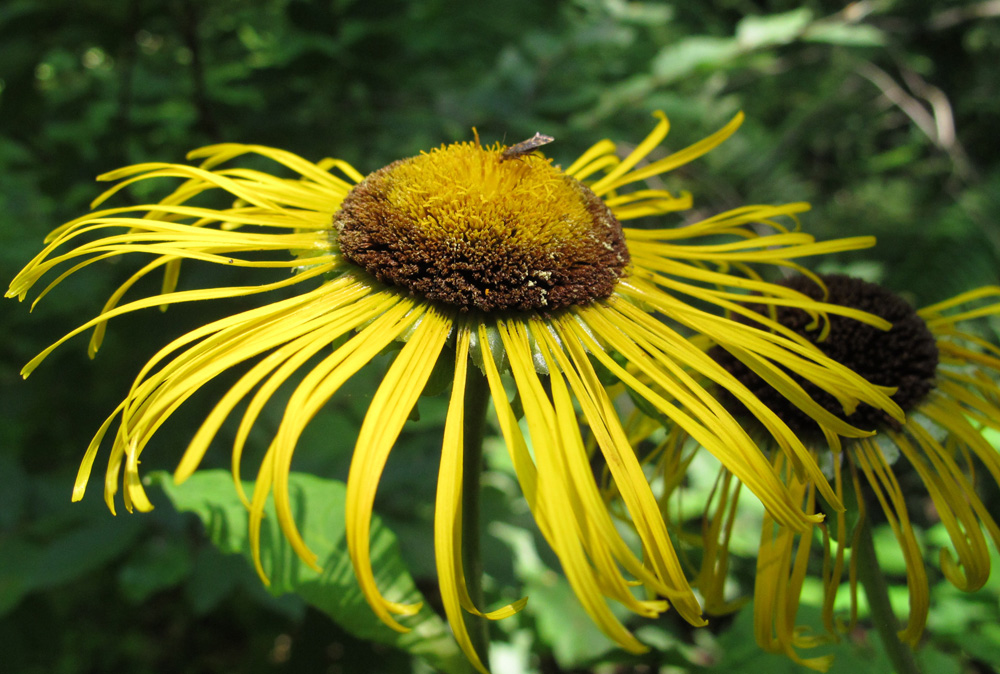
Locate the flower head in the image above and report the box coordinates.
[335,135,628,312]
[680,274,1000,669]
[8,115,899,671]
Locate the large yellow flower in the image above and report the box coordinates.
[670,274,1000,670]
[8,114,898,671]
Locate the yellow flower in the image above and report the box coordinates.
[673,274,1000,670]
[8,114,896,672]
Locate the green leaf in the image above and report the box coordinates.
[118,536,194,604]
[33,516,145,589]
[0,453,27,529]
[914,647,963,674]
[946,621,1000,667]
[184,546,244,615]
[529,572,614,665]
[650,37,741,82]
[804,22,887,47]
[736,9,814,49]
[0,539,41,615]
[0,514,144,616]
[153,470,473,674]
[491,522,613,666]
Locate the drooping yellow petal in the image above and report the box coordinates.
[852,438,929,645]
[546,314,713,620]
[598,298,843,507]
[819,432,849,637]
[533,319,685,614]
[570,303,821,532]
[434,323,488,674]
[696,469,747,615]
[344,306,452,630]
[20,262,335,378]
[895,423,990,592]
[246,297,421,582]
[590,112,744,197]
[433,322,529,674]
[497,318,653,653]
[176,286,395,488]
[562,139,618,178]
[478,323,541,514]
[72,403,124,509]
[588,111,670,196]
[753,457,833,672]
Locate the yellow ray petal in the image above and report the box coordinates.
[20,263,334,377]
[245,298,419,582]
[853,438,928,645]
[570,304,821,531]
[592,112,743,196]
[345,307,453,631]
[547,315,705,620]
[497,319,652,652]
[532,320,681,614]
[434,323,528,674]
[588,111,669,196]
[563,139,618,178]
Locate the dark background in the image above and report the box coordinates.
[2,1,999,672]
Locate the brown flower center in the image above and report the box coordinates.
[714,274,939,433]
[333,139,629,312]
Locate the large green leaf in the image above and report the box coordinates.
[154,470,473,674]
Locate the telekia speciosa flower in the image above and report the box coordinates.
[8,113,898,671]
[685,274,1000,670]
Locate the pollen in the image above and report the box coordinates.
[333,139,629,312]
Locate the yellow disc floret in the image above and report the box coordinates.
[334,139,629,312]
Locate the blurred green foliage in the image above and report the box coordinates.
[2,0,1000,672]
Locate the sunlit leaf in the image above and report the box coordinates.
[153,470,473,674]
[736,9,813,49]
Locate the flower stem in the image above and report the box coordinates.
[461,364,491,667]
[855,516,922,674]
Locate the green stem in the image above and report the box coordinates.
[855,516,922,674]
[461,364,491,668]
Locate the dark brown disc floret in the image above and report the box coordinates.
[332,141,630,313]
[713,274,939,434]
